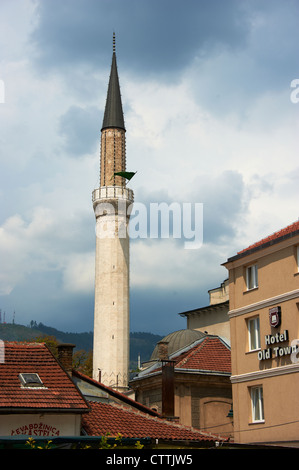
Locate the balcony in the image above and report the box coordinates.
[92,186,134,205]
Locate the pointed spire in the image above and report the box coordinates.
[101,33,125,132]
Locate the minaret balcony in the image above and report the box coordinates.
[92,186,134,205]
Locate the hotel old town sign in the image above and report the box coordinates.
[258,329,299,362]
[269,306,281,328]
[257,306,299,362]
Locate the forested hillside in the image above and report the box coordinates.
[0,322,163,369]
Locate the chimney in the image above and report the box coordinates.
[161,360,175,419]
[57,343,75,376]
[157,340,176,420]
[157,341,169,361]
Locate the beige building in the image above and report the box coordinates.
[223,220,299,446]
[179,279,230,343]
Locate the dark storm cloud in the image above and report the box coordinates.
[30,0,251,78]
[0,270,94,333]
[130,287,196,335]
[58,105,100,156]
[195,170,247,245]
[131,170,247,247]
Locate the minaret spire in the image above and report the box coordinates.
[101,33,125,132]
[100,33,126,187]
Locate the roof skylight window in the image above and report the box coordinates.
[19,373,45,388]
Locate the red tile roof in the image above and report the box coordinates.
[174,336,231,373]
[0,342,89,412]
[138,336,231,376]
[233,220,299,260]
[82,400,227,443]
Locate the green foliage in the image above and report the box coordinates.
[25,435,144,450]
[72,349,93,377]
[33,334,60,358]
[25,437,53,449]
[80,433,144,450]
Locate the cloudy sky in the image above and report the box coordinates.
[0,0,298,338]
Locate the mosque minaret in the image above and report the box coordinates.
[92,35,134,391]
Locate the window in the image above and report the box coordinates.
[246,264,258,290]
[248,316,260,351]
[251,386,264,422]
[297,246,299,272]
[19,373,45,388]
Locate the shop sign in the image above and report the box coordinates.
[11,423,60,437]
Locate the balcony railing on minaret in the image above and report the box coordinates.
[92,185,134,206]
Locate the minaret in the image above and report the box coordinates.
[92,34,134,391]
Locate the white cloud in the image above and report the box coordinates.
[62,252,94,294]
[131,238,227,291]
[0,207,59,295]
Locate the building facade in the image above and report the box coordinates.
[223,220,299,445]
[130,331,233,439]
[0,342,89,438]
[92,36,133,391]
[179,279,230,344]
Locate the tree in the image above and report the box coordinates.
[33,334,59,358]
[73,350,93,377]
[31,334,93,376]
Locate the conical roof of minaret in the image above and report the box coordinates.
[101,35,125,132]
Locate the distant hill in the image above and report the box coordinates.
[129,331,164,369]
[0,322,163,369]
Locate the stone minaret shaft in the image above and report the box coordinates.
[92,36,133,391]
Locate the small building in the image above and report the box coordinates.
[179,279,230,343]
[0,342,89,438]
[129,330,233,439]
[223,220,299,446]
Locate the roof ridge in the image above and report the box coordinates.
[3,341,47,349]
[237,219,299,255]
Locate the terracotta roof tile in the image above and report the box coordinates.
[174,337,231,373]
[140,336,231,376]
[0,342,89,411]
[82,400,227,443]
[236,220,299,257]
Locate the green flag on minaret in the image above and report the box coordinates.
[113,171,136,181]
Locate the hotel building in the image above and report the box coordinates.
[223,220,299,445]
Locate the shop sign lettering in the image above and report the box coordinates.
[258,329,299,363]
[11,423,60,437]
[265,329,288,345]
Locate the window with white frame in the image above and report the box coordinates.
[246,264,258,290]
[297,246,299,272]
[248,316,260,351]
[250,386,264,422]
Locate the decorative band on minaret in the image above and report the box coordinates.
[92,35,134,391]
